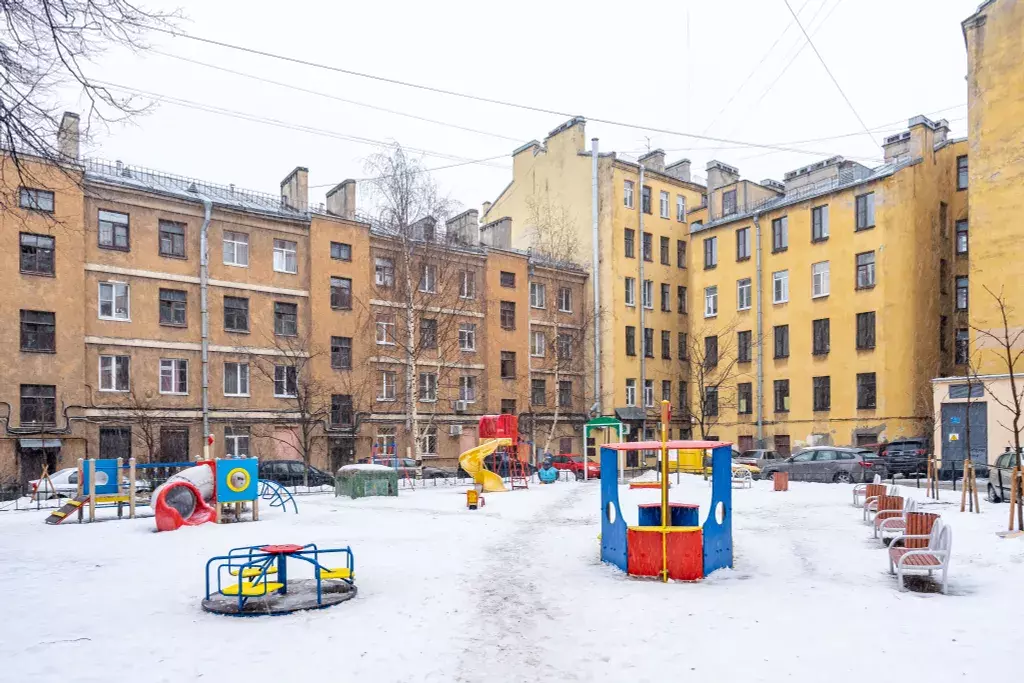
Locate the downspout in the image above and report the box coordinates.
[638,164,646,441]
[591,138,602,418]
[198,197,213,458]
[753,213,764,447]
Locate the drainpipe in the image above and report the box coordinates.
[198,197,213,458]
[591,138,602,419]
[753,213,764,447]
[638,164,646,442]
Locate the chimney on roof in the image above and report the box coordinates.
[639,149,665,173]
[280,166,308,211]
[481,201,492,219]
[665,158,691,183]
[446,209,480,245]
[326,179,357,219]
[57,112,80,161]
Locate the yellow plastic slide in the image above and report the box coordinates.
[459,438,513,493]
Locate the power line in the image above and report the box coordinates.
[782,0,877,146]
[311,154,511,188]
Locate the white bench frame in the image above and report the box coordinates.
[853,474,883,507]
[863,485,898,522]
[875,497,917,544]
[887,518,952,594]
[731,467,753,489]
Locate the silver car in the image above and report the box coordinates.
[760,446,879,484]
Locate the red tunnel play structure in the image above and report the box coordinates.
[153,461,218,532]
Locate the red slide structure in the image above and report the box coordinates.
[152,461,218,531]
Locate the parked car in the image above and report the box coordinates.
[760,446,881,484]
[421,465,458,479]
[371,457,422,478]
[548,454,600,480]
[30,467,152,499]
[483,452,535,477]
[987,450,1023,502]
[875,439,929,477]
[259,460,335,488]
[734,449,782,471]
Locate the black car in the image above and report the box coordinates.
[259,460,335,488]
[877,439,929,477]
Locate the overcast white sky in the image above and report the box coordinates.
[76,0,980,212]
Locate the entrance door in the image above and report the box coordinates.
[941,402,988,471]
[329,436,356,471]
[160,427,189,462]
[738,435,754,452]
[99,427,132,460]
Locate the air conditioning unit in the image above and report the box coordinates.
[449,424,463,437]
[453,400,467,413]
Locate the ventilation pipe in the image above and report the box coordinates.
[198,197,213,455]
[638,164,646,439]
[591,138,602,418]
[753,214,764,447]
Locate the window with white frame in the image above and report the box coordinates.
[459,270,476,299]
[223,231,249,266]
[224,426,250,457]
[224,361,249,396]
[419,425,438,456]
[530,282,546,309]
[737,278,752,311]
[676,195,686,222]
[98,282,130,320]
[99,355,129,392]
[623,180,634,208]
[812,261,830,298]
[374,257,395,287]
[642,280,653,310]
[378,370,396,401]
[459,323,476,351]
[374,426,396,455]
[273,364,297,397]
[159,358,188,395]
[558,287,572,312]
[660,191,669,218]
[704,285,718,317]
[273,239,297,273]
[459,375,477,402]
[644,379,654,408]
[531,330,546,357]
[419,264,437,293]
[625,378,637,407]
[624,277,636,306]
[773,270,789,304]
[418,372,437,401]
[376,313,396,345]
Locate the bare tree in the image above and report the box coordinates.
[116,388,163,463]
[681,319,742,440]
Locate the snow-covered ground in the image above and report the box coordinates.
[1,476,1021,682]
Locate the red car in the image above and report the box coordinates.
[548,454,600,480]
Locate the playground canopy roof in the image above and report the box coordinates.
[602,441,733,451]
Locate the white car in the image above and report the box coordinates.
[29,467,151,499]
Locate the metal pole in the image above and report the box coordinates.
[753,214,765,446]
[638,164,646,447]
[198,197,213,457]
[591,138,602,420]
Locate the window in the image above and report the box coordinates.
[773,325,789,359]
[558,287,572,312]
[224,296,249,332]
[159,289,187,326]
[419,426,438,456]
[774,379,790,413]
[659,236,670,264]
[676,195,686,222]
[659,191,670,218]
[500,351,516,379]
[656,330,669,360]
[956,220,968,254]
[678,332,688,360]
[420,318,437,349]
[20,233,55,275]
[738,382,752,415]
[722,189,737,216]
[331,336,352,369]
[737,330,752,363]
[704,335,718,368]
[460,375,477,402]
[625,326,636,356]
[500,301,516,330]
[19,187,54,212]
[98,210,130,250]
[641,186,652,214]
[813,376,831,411]
[378,370,397,401]
[642,233,653,261]
[225,426,250,457]
[418,264,437,293]
[769,216,788,252]
[677,285,687,314]
[459,323,477,351]
[955,328,970,365]
[677,240,686,268]
[624,277,636,306]
[156,220,187,259]
[940,202,949,238]
[957,155,968,190]
[271,364,298,398]
[500,399,517,415]
[500,271,516,288]
[856,252,875,289]
[624,180,635,208]
[704,387,719,417]
[330,242,352,261]
[557,332,573,361]
[273,239,298,274]
[704,286,718,317]
[530,282,546,309]
[642,280,654,310]
[644,380,654,408]
[737,278,751,311]
[643,328,654,359]
[98,282,130,320]
[223,231,249,266]
[811,205,829,242]
[949,383,984,400]
[856,312,876,350]
[20,310,55,352]
[20,385,56,425]
[224,362,250,396]
[624,229,635,258]
[531,379,546,406]
[704,236,718,268]
[956,277,969,311]
[376,313,396,345]
[329,277,352,310]
[855,193,875,230]
[941,315,949,353]
[660,283,670,312]
[771,270,789,304]
[99,355,130,392]
[812,261,830,298]
[559,380,573,408]
[531,330,546,357]
[625,379,637,407]
[460,270,476,299]
[419,373,438,402]
[160,358,188,395]
[735,227,751,261]
[857,372,877,409]
[812,318,830,355]
[274,302,298,336]
[679,381,688,412]
[375,257,395,287]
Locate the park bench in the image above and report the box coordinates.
[862,483,895,522]
[875,497,917,545]
[731,467,753,489]
[887,515,951,594]
[853,474,882,507]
